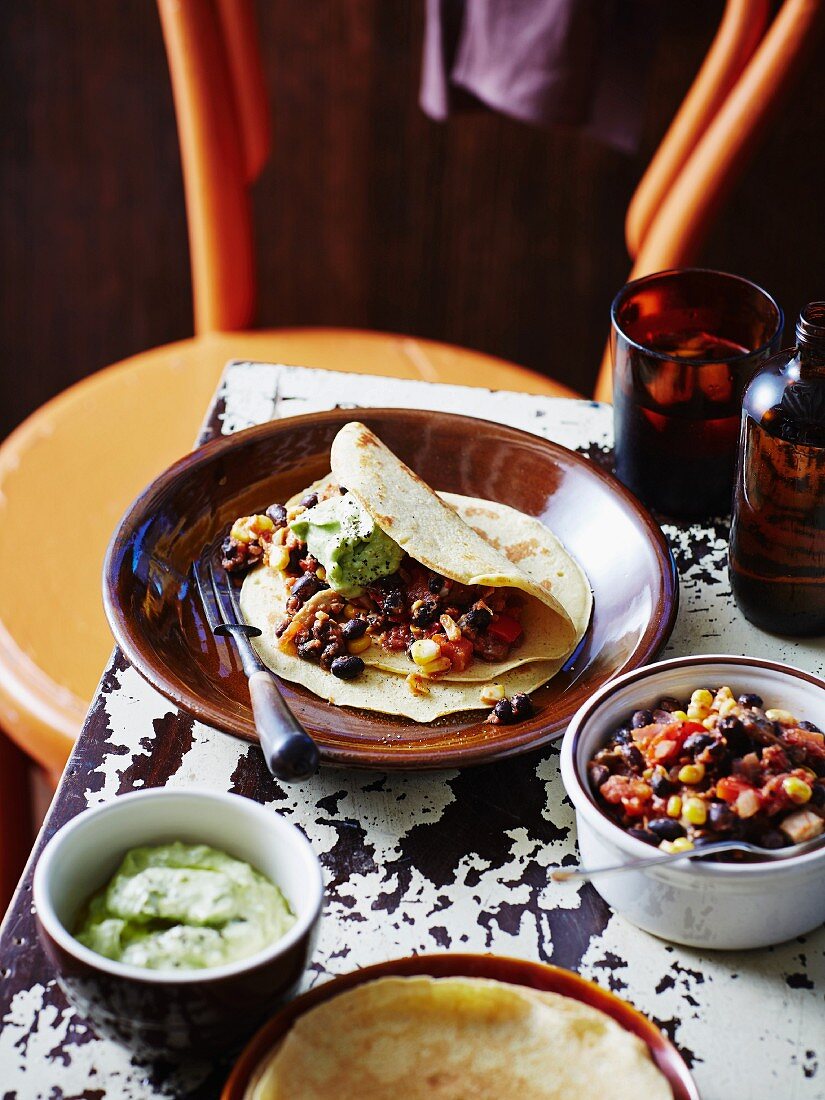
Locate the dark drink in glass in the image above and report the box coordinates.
[729,303,825,636]
[611,269,783,518]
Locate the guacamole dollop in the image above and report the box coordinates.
[73,842,295,971]
[290,492,404,597]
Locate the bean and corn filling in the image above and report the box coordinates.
[221,488,529,698]
[588,687,825,854]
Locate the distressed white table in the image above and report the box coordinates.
[1,363,822,1100]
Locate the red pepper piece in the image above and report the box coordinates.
[488,613,523,644]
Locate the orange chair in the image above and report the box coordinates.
[0,0,819,908]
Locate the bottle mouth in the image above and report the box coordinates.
[796,302,825,346]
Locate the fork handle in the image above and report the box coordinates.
[249,671,319,782]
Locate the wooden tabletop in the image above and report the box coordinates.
[1,362,822,1099]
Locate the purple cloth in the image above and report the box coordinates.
[420,0,657,154]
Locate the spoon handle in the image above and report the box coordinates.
[552,841,739,883]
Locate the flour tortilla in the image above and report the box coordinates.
[240,423,592,720]
[244,976,672,1100]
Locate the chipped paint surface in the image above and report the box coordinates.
[1,364,822,1099]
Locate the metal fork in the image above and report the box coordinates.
[193,544,319,782]
[552,833,825,882]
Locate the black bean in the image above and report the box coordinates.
[463,604,493,631]
[647,818,686,841]
[810,784,825,807]
[342,617,368,640]
[338,485,348,495]
[620,743,645,770]
[758,830,788,850]
[799,720,821,733]
[683,732,715,755]
[428,574,443,594]
[719,716,750,755]
[703,740,730,767]
[589,764,610,790]
[320,641,345,670]
[301,492,319,509]
[627,827,658,846]
[291,573,321,603]
[738,692,763,708]
[693,835,718,848]
[509,693,534,720]
[652,709,674,724]
[491,698,514,724]
[330,655,365,680]
[656,696,681,713]
[632,709,654,729]
[296,638,322,662]
[650,771,673,798]
[613,728,633,745]
[708,801,735,831]
[411,598,438,627]
[265,503,288,528]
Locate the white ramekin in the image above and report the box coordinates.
[560,655,825,950]
[33,788,324,1052]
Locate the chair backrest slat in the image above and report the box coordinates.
[157,0,260,333]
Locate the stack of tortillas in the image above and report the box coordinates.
[244,976,672,1099]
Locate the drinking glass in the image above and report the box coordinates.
[611,268,783,518]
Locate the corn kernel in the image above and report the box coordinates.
[666,796,682,818]
[717,698,738,718]
[691,689,714,708]
[766,708,797,725]
[267,544,290,572]
[347,635,372,655]
[421,657,451,677]
[671,710,689,722]
[480,683,505,705]
[683,797,707,826]
[687,704,709,720]
[439,614,461,641]
[714,685,734,704]
[678,763,705,784]
[783,776,812,804]
[702,717,717,731]
[411,638,441,666]
[406,671,429,696]
[642,768,653,779]
[315,566,327,582]
[661,837,694,854]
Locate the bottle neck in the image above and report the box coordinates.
[795,302,825,376]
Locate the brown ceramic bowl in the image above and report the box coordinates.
[104,408,677,768]
[222,953,700,1100]
[33,789,323,1055]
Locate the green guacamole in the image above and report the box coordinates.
[73,842,295,971]
[290,492,404,597]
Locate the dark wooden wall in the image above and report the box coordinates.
[2,2,823,439]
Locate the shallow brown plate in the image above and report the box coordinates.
[221,953,699,1100]
[104,408,677,768]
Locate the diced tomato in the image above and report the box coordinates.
[646,720,701,765]
[784,727,825,760]
[439,636,474,673]
[716,775,755,804]
[488,614,523,644]
[599,775,652,817]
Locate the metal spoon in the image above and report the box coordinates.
[552,834,825,883]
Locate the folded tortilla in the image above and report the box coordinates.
[244,976,672,1100]
[241,423,591,720]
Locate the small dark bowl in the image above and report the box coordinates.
[103,407,678,769]
[33,790,323,1055]
[223,953,699,1100]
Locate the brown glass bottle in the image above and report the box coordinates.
[729,302,825,635]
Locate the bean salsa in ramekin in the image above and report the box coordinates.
[587,686,825,855]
